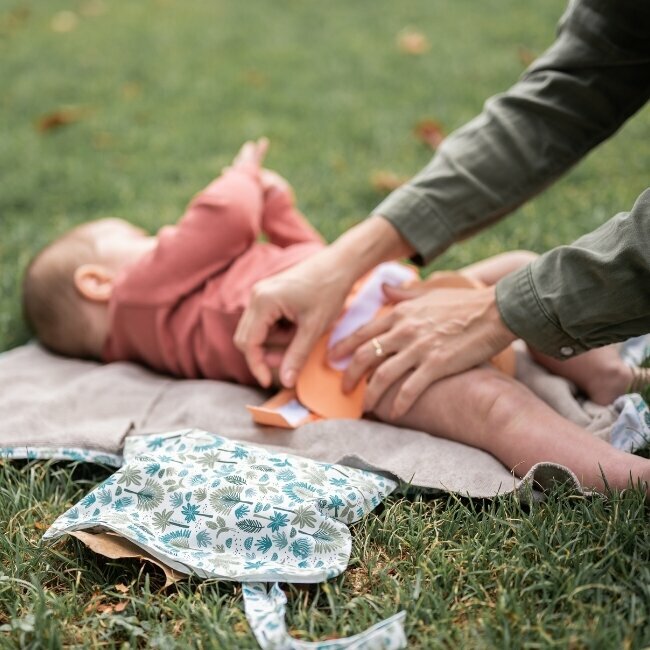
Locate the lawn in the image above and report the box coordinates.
[1,0,649,647]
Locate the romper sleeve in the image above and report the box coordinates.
[117,164,264,304]
[261,188,325,248]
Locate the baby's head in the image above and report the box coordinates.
[23,218,154,359]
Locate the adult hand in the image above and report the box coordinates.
[234,248,354,388]
[329,282,517,418]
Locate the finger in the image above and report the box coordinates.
[329,313,393,361]
[363,348,419,412]
[256,137,269,163]
[382,282,430,304]
[234,307,275,388]
[234,141,255,166]
[279,319,323,388]
[389,362,441,419]
[340,330,398,393]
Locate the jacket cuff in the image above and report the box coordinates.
[373,188,454,266]
[495,263,589,359]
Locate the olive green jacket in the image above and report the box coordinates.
[376,0,650,358]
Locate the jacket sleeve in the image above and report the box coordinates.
[117,164,263,304]
[496,188,650,357]
[374,0,650,264]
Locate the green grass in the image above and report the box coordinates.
[1,0,649,647]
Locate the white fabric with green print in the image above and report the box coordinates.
[44,429,407,649]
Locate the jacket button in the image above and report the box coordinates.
[560,346,574,357]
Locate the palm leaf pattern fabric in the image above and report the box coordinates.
[44,429,396,583]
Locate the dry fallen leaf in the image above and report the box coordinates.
[370,170,409,195]
[517,45,536,67]
[114,583,129,594]
[243,69,267,88]
[397,29,430,55]
[36,106,91,132]
[80,0,107,17]
[414,119,446,149]
[113,601,128,613]
[50,10,78,33]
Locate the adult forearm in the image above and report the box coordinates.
[326,215,415,283]
[375,0,650,265]
[497,188,650,358]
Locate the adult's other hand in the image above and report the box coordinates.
[330,282,517,418]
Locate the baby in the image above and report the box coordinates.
[23,139,650,496]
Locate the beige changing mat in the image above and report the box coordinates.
[0,343,629,498]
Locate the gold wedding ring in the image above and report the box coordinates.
[371,337,385,358]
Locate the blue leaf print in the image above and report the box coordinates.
[160,529,192,549]
[244,560,266,570]
[146,437,165,451]
[282,481,320,503]
[231,447,249,460]
[329,478,347,487]
[254,503,264,514]
[196,530,211,548]
[277,470,296,482]
[225,538,233,549]
[98,490,113,506]
[272,531,288,550]
[190,475,207,486]
[113,497,133,511]
[234,504,250,519]
[170,492,184,508]
[92,508,100,517]
[271,553,279,561]
[181,503,200,523]
[267,512,289,533]
[80,493,96,508]
[255,535,273,553]
[66,508,80,520]
[244,537,253,551]
[238,519,263,534]
[145,463,161,476]
[290,539,312,559]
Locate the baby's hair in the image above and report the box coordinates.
[22,227,97,358]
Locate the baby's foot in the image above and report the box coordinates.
[586,363,634,405]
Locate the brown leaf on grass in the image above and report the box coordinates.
[114,583,129,594]
[370,170,409,195]
[517,45,536,67]
[80,0,107,17]
[397,29,430,55]
[113,601,128,613]
[243,69,267,88]
[414,119,446,149]
[84,593,106,614]
[50,10,78,33]
[121,81,142,100]
[36,106,92,132]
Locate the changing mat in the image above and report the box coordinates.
[1,341,649,498]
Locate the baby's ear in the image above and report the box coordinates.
[74,264,114,302]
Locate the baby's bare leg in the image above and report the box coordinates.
[372,367,650,495]
[458,251,634,404]
[460,250,538,286]
[529,346,633,405]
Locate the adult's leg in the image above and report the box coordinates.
[372,366,650,495]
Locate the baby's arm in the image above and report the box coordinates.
[118,141,266,302]
[459,250,538,286]
[260,169,324,248]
